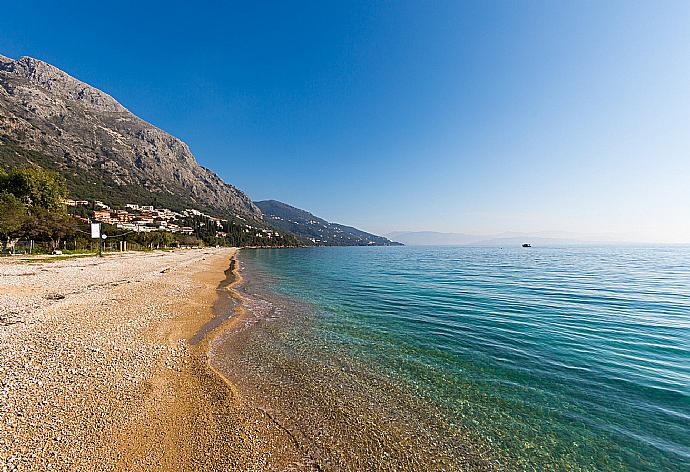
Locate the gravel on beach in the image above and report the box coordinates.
[0,249,310,472]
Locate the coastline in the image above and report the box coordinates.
[222,246,690,471]
[0,248,308,471]
[208,248,498,471]
[1,247,499,470]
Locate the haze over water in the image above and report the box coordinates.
[241,246,690,470]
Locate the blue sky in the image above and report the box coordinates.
[2,1,689,242]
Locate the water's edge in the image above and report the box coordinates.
[200,246,690,471]
[203,249,501,471]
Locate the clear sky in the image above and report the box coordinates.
[2,1,689,242]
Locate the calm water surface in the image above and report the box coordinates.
[239,246,690,470]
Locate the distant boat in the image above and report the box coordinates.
[522,243,531,248]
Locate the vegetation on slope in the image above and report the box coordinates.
[0,161,299,253]
[256,199,402,246]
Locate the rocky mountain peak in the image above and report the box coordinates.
[1,55,127,113]
[0,53,262,219]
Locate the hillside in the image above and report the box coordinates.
[256,200,402,246]
[0,55,261,219]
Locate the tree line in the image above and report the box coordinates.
[0,166,79,252]
[0,165,301,254]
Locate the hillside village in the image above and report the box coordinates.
[64,199,283,241]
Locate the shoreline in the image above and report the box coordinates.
[2,246,497,470]
[208,249,497,471]
[189,254,244,346]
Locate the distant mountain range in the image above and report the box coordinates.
[384,231,635,247]
[257,200,402,246]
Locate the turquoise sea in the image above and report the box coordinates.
[229,246,689,470]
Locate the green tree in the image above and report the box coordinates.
[158,231,175,248]
[0,166,67,210]
[0,166,75,251]
[22,207,78,250]
[0,193,28,252]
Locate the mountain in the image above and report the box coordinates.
[384,231,634,246]
[256,200,402,246]
[0,55,261,219]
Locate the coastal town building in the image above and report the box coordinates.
[62,199,89,206]
[67,198,279,243]
[74,199,229,235]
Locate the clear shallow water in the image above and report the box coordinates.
[240,246,690,470]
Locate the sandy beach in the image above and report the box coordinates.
[0,249,312,471]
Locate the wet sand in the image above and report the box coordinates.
[208,251,498,471]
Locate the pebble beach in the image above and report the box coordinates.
[0,249,313,471]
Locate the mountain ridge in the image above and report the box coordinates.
[257,200,402,246]
[0,54,261,219]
